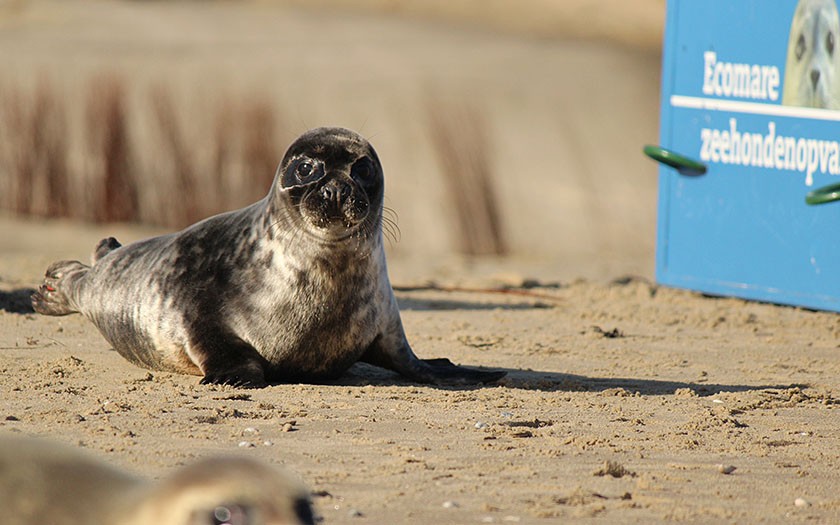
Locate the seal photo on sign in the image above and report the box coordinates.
[782,0,840,109]
[0,434,315,525]
[31,127,506,388]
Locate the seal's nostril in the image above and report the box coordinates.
[811,69,821,89]
[321,185,334,201]
[321,180,351,204]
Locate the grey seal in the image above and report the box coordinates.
[32,127,505,388]
[0,434,314,525]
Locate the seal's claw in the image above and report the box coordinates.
[200,371,268,389]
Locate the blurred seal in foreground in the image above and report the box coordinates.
[0,434,314,525]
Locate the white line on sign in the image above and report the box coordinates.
[670,95,840,121]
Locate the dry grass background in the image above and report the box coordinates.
[0,76,283,228]
[287,0,665,50]
[427,99,507,255]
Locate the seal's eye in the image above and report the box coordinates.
[796,34,807,60]
[208,504,249,525]
[297,161,313,179]
[351,158,375,183]
[293,160,324,184]
[827,31,835,55]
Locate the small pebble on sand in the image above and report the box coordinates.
[475,422,488,429]
[717,464,737,475]
[794,497,809,508]
[443,500,459,508]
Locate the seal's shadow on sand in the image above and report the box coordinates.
[341,363,803,396]
[396,297,554,311]
[0,288,36,314]
[495,369,804,396]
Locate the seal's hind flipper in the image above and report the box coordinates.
[31,260,89,316]
[92,237,122,264]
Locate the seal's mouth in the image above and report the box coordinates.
[298,178,371,239]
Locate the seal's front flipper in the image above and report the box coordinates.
[418,357,507,385]
[31,260,89,316]
[360,335,506,386]
[193,334,270,388]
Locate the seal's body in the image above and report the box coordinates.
[0,435,314,525]
[32,127,504,387]
[783,0,840,109]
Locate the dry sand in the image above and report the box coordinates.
[1,1,839,524]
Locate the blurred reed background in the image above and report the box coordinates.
[0,0,664,278]
[0,75,282,227]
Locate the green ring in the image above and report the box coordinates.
[806,182,840,205]
[643,145,707,176]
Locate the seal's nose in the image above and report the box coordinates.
[320,179,351,206]
[811,69,821,89]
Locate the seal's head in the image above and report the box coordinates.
[129,456,315,525]
[271,127,383,242]
[783,0,840,109]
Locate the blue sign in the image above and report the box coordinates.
[656,0,840,311]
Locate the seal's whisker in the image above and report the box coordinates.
[381,216,401,246]
[382,205,399,223]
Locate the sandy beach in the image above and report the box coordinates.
[1,1,839,523]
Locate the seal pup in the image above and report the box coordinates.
[32,127,505,388]
[0,434,315,525]
[782,0,840,109]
